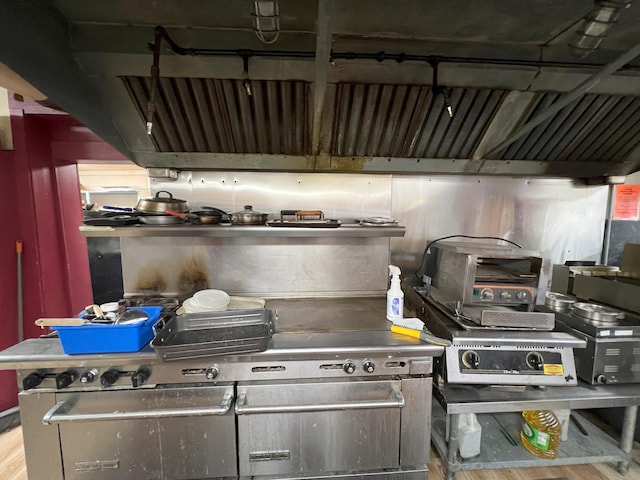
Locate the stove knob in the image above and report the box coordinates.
[480,288,494,301]
[595,374,607,385]
[362,360,375,373]
[343,361,356,374]
[22,372,44,390]
[100,369,121,388]
[462,350,480,369]
[205,366,220,380]
[131,367,151,388]
[55,370,78,389]
[80,369,98,384]
[516,291,528,301]
[526,352,544,371]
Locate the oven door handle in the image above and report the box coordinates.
[235,385,405,414]
[42,387,234,425]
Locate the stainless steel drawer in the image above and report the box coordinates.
[236,379,405,476]
[45,385,236,480]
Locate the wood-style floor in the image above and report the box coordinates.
[1,425,639,480]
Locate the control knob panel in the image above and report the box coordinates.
[343,360,356,374]
[131,367,151,387]
[362,360,375,373]
[55,370,78,389]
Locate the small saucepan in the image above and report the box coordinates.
[230,205,269,225]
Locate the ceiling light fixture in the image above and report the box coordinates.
[429,60,453,118]
[252,1,280,45]
[570,0,632,58]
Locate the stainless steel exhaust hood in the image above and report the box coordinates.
[1,0,640,178]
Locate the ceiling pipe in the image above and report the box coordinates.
[146,26,640,72]
[479,41,640,162]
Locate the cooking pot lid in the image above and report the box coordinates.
[144,190,188,204]
[231,205,268,215]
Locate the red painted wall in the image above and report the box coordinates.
[0,101,128,411]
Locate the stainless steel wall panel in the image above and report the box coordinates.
[121,236,391,297]
[389,176,608,273]
[124,173,607,298]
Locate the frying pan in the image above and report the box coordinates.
[139,213,185,225]
[166,208,226,224]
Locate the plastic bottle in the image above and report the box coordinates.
[520,410,561,459]
[386,265,404,321]
[457,413,482,458]
[553,409,571,441]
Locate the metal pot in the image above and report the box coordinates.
[136,191,190,214]
[230,205,269,225]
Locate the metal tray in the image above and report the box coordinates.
[151,309,275,361]
[266,219,341,228]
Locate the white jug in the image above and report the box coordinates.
[457,413,482,458]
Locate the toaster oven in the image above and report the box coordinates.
[423,241,549,309]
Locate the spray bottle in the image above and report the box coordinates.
[386,265,404,321]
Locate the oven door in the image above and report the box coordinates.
[43,385,236,480]
[235,379,404,476]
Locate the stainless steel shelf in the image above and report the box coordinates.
[79,224,405,238]
[434,382,640,414]
[432,403,627,473]
[432,382,640,480]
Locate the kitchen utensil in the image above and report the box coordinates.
[84,304,105,319]
[151,308,275,361]
[230,205,269,225]
[545,292,576,311]
[191,208,226,224]
[266,210,341,228]
[165,209,225,225]
[135,191,190,214]
[114,309,150,325]
[359,216,399,226]
[35,317,113,327]
[491,414,518,446]
[570,413,589,436]
[139,214,185,225]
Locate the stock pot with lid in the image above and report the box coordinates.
[136,191,190,214]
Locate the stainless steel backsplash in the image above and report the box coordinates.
[120,172,607,297]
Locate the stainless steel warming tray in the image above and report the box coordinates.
[151,309,275,361]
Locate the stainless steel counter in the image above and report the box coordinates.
[5,296,441,480]
[0,297,443,369]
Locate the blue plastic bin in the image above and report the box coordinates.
[55,306,163,354]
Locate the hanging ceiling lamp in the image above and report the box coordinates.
[252,1,280,45]
[570,0,632,57]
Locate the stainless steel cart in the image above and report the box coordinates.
[432,382,640,480]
